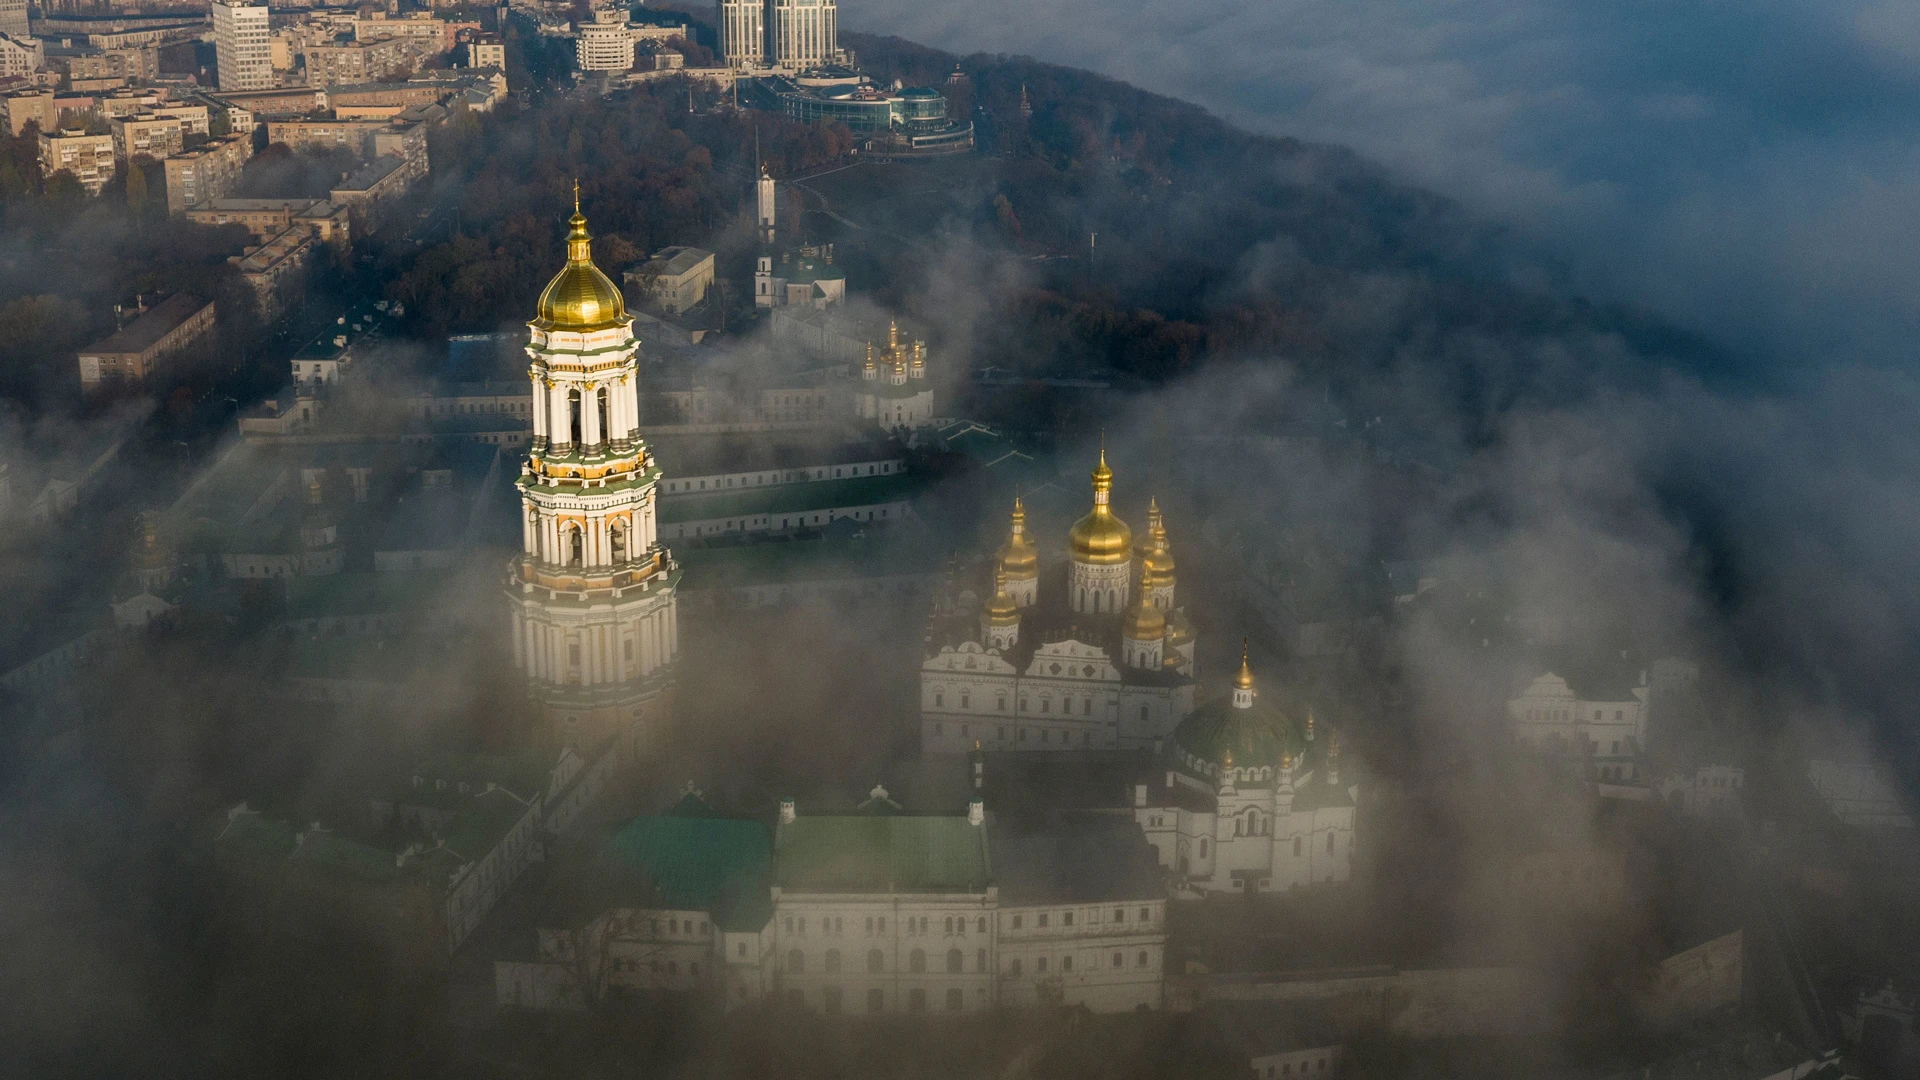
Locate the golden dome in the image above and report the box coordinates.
[1123,596,1165,640]
[983,562,1020,627]
[1133,497,1162,567]
[533,186,627,332]
[997,495,1039,581]
[1068,445,1132,566]
[1233,638,1254,690]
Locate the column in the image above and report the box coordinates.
[522,508,537,555]
[511,611,524,667]
[582,384,603,450]
[530,374,548,442]
[549,381,571,451]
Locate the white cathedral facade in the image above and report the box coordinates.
[507,190,680,750]
[920,452,1197,755]
[1132,648,1357,894]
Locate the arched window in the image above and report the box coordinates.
[1062,955,1073,972]
[867,948,884,973]
[1294,836,1303,857]
[568,526,583,567]
[1138,950,1149,967]
[824,949,840,973]
[1077,587,1086,610]
[946,948,963,973]
[567,388,582,447]
[945,916,954,934]
[787,949,805,974]
[977,917,987,934]
[609,522,626,562]
[909,949,926,974]
[1199,839,1209,858]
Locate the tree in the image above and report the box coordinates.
[125,161,148,212]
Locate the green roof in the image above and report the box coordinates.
[659,472,924,524]
[774,815,992,894]
[604,815,773,930]
[1170,694,1310,773]
[284,570,455,620]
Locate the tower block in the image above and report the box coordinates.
[507,186,680,751]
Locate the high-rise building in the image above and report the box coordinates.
[507,187,680,750]
[211,2,274,92]
[718,0,837,70]
[768,0,835,69]
[574,7,634,73]
[0,0,28,41]
[716,0,763,68]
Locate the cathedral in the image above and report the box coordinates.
[854,320,934,429]
[506,189,681,749]
[920,450,1198,754]
[1132,646,1356,894]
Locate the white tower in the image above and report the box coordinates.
[754,164,779,308]
[212,1,274,92]
[507,185,680,751]
[717,0,766,68]
[1067,445,1132,615]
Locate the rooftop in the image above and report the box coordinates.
[775,812,992,894]
[658,471,923,525]
[78,293,210,357]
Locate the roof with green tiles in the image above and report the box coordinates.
[603,813,773,931]
[658,472,925,525]
[1169,692,1313,774]
[774,815,993,894]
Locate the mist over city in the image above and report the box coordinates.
[1,1,1916,1078]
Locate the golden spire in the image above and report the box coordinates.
[888,319,898,350]
[998,491,1038,582]
[1069,440,1130,565]
[1234,638,1254,690]
[1306,708,1315,741]
[864,342,875,370]
[983,559,1019,627]
[1223,749,1234,770]
[536,183,627,331]
[1282,750,1293,770]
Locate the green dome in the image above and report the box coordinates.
[1169,694,1309,775]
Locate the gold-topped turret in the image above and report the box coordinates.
[997,493,1039,583]
[1234,638,1254,690]
[1068,440,1132,566]
[534,182,628,332]
[983,561,1019,627]
[1123,593,1165,639]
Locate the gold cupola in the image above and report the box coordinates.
[1067,444,1132,566]
[983,561,1019,627]
[1133,496,1162,568]
[997,494,1039,583]
[533,183,628,332]
[1123,593,1165,640]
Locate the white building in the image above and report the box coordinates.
[499,789,1168,1015]
[212,2,275,92]
[920,458,1197,756]
[0,31,42,80]
[1507,668,1650,781]
[716,0,764,68]
[767,0,836,69]
[853,322,930,429]
[1133,649,1357,894]
[575,7,635,73]
[506,189,681,751]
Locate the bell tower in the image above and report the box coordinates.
[507,185,680,751]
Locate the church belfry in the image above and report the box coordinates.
[508,186,680,749]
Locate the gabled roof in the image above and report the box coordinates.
[603,813,772,925]
[775,814,992,894]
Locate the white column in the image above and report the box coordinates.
[530,374,548,441]
[522,508,537,555]
[549,382,571,450]
[583,384,603,449]
[511,612,525,667]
